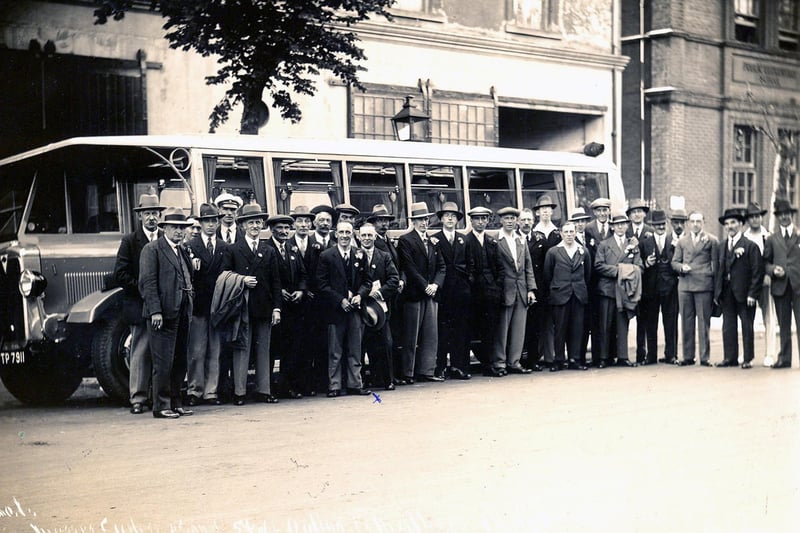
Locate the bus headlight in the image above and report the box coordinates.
[19,270,47,298]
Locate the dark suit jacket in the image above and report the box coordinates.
[765,226,800,297]
[493,234,536,306]
[302,233,335,294]
[114,227,160,324]
[317,247,370,325]
[594,235,644,298]
[584,220,612,258]
[187,235,230,317]
[266,238,308,293]
[358,247,400,304]
[431,231,471,310]
[717,235,763,302]
[626,223,655,240]
[216,224,245,245]
[223,238,282,318]
[671,232,719,293]
[138,237,193,320]
[397,230,446,302]
[641,232,679,297]
[543,244,592,305]
[465,232,501,304]
[520,231,549,301]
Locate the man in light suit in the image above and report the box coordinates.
[671,211,720,366]
[764,199,800,369]
[222,203,282,405]
[594,213,642,367]
[139,208,195,419]
[114,193,163,414]
[543,222,591,371]
[397,202,446,383]
[491,206,536,376]
[715,208,763,369]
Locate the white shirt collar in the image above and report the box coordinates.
[338,245,351,258]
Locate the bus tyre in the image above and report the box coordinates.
[0,345,83,405]
[90,317,131,404]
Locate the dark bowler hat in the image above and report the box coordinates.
[745,201,767,217]
[196,203,221,220]
[609,212,630,225]
[649,209,668,225]
[468,206,493,217]
[408,202,434,219]
[718,208,746,224]
[334,203,360,216]
[311,204,336,218]
[367,204,394,222]
[497,206,520,217]
[626,198,650,214]
[569,207,591,222]
[360,296,387,330]
[157,207,193,227]
[774,198,797,215]
[236,203,268,222]
[267,214,294,227]
[590,197,611,210]
[436,201,464,221]
[670,208,689,221]
[290,205,314,219]
[133,193,165,212]
[534,195,557,209]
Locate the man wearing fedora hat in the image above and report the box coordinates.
[568,208,593,365]
[214,192,244,245]
[139,207,196,419]
[671,211,720,366]
[397,201,446,382]
[114,193,165,414]
[185,203,230,406]
[764,199,800,368]
[431,202,472,380]
[625,199,657,364]
[266,214,308,398]
[716,208,762,369]
[222,203,282,404]
[742,201,774,364]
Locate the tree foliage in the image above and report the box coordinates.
[93,0,394,133]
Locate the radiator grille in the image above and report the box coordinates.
[65,271,111,304]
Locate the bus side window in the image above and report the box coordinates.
[520,170,566,225]
[205,155,260,209]
[410,164,465,229]
[467,168,515,229]
[68,173,120,233]
[573,172,609,213]
[347,162,407,229]
[27,169,67,234]
[273,158,343,214]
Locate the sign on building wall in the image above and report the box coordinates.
[732,55,800,91]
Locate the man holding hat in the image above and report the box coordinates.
[221,203,282,404]
[397,201,446,382]
[266,213,308,398]
[185,203,230,405]
[114,193,164,414]
[716,208,762,369]
[492,206,536,376]
[431,202,472,379]
[764,199,800,368]
[139,207,196,419]
[214,192,244,245]
[569,208,593,365]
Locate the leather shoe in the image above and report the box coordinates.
[327,389,340,398]
[404,376,415,384]
[568,360,588,371]
[385,382,396,391]
[678,359,695,366]
[257,394,279,403]
[186,396,201,407]
[347,387,372,396]
[287,389,303,399]
[615,359,637,367]
[741,362,753,369]
[549,364,561,372]
[529,364,544,372]
[206,398,222,405]
[658,357,677,364]
[507,365,533,374]
[233,395,246,406]
[700,360,712,367]
[130,403,144,415]
[771,361,791,369]
[174,407,193,416]
[416,375,445,382]
[153,409,179,419]
[448,367,472,380]
[715,360,735,367]
[393,378,408,386]
[486,367,506,377]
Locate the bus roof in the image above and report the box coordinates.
[0,134,616,170]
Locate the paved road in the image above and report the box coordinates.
[1,328,799,532]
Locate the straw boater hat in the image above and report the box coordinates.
[568,207,591,222]
[214,192,244,210]
[773,199,797,214]
[626,198,650,214]
[408,202,434,219]
[133,193,165,212]
[609,212,630,225]
[236,203,268,222]
[745,201,767,218]
[196,203,221,220]
[534,195,557,209]
[157,207,194,227]
[590,197,611,210]
[366,204,395,222]
[649,209,668,225]
[497,206,521,217]
[468,206,493,217]
[436,201,464,221]
[718,208,746,225]
[266,214,294,227]
[670,208,689,221]
[290,205,314,220]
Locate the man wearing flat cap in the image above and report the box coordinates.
[584,197,613,365]
[185,203,230,406]
[214,192,244,245]
[114,193,164,414]
[716,208,762,369]
[139,207,195,419]
[397,202,446,382]
[431,202,472,380]
[764,199,800,368]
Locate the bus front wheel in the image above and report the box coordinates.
[90,316,131,404]
[0,345,83,405]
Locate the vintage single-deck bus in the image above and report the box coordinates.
[0,135,624,404]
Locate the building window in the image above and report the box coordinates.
[351,93,406,141]
[779,0,800,51]
[430,99,496,146]
[732,125,757,207]
[393,0,440,13]
[735,0,761,44]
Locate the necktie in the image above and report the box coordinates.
[252,240,257,255]
[635,228,640,239]
[298,238,306,256]
[422,236,428,253]
[728,238,733,252]
[785,229,791,241]
[279,242,286,259]
[448,233,454,244]
[226,229,232,244]
[149,232,156,242]
[207,238,214,256]
[601,223,607,236]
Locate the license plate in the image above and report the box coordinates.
[0,351,25,365]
